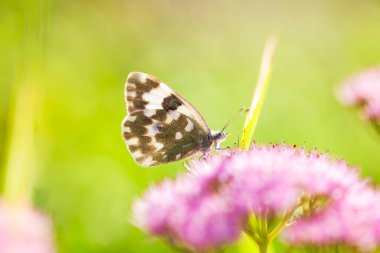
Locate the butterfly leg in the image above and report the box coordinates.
[214,145,232,156]
[214,141,230,151]
[199,149,211,160]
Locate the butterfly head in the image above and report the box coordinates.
[211,130,228,148]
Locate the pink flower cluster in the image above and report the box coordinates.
[0,201,55,253]
[283,184,380,252]
[133,164,244,251]
[337,67,380,122]
[133,144,379,251]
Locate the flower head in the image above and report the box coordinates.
[282,184,380,251]
[196,145,360,217]
[133,144,365,251]
[337,67,380,122]
[132,166,244,251]
[0,201,55,253]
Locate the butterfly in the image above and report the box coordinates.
[121,72,227,167]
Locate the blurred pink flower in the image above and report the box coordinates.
[0,201,55,253]
[337,67,380,122]
[283,184,380,251]
[132,167,244,251]
[133,144,366,251]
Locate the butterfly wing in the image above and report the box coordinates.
[122,72,211,166]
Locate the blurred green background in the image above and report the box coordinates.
[1,0,380,252]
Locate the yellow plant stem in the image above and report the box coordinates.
[240,36,277,150]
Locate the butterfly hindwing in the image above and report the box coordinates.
[122,72,212,167]
[122,109,209,166]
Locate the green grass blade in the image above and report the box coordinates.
[240,36,277,150]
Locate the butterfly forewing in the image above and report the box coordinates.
[122,72,211,166]
[125,72,209,132]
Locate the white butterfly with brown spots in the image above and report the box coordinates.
[122,72,227,167]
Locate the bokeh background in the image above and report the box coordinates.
[1,0,380,252]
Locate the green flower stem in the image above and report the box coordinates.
[268,206,297,241]
[245,218,261,244]
[240,36,277,150]
[245,216,269,253]
[244,202,301,253]
[258,217,269,253]
[258,238,269,253]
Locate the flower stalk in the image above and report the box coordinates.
[268,208,296,242]
[245,208,297,253]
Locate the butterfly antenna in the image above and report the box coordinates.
[219,107,249,133]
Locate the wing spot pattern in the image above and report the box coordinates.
[128,115,137,122]
[122,72,214,166]
[175,132,183,140]
[143,110,156,117]
[162,94,182,111]
[126,137,139,146]
[185,118,194,132]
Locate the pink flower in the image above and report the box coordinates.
[132,168,244,251]
[337,67,380,122]
[198,145,360,217]
[283,184,380,251]
[218,146,302,216]
[0,201,55,253]
[133,144,366,250]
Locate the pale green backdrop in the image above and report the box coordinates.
[1,0,380,252]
